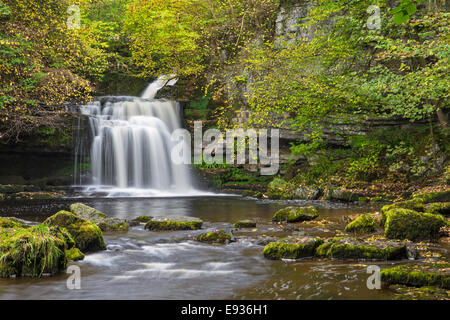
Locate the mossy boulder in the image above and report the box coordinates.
[70,203,129,232]
[134,216,152,223]
[267,178,293,199]
[0,225,73,278]
[65,247,85,261]
[145,216,203,231]
[413,190,450,203]
[384,208,446,242]
[272,206,319,223]
[233,220,257,228]
[0,217,27,229]
[381,199,425,216]
[263,237,324,260]
[44,210,106,252]
[324,188,360,202]
[424,202,450,216]
[196,230,232,244]
[390,285,449,300]
[345,214,376,234]
[315,237,408,260]
[381,263,450,289]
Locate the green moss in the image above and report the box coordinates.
[424,202,450,216]
[384,208,446,241]
[145,217,203,231]
[0,217,26,229]
[196,230,232,244]
[345,214,376,234]
[233,220,257,228]
[135,216,152,222]
[263,238,324,260]
[44,210,106,252]
[413,190,450,203]
[315,237,408,260]
[272,206,319,223]
[324,188,360,202]
[65,247,85,261]
[267,191,293,200]
[390,285,449,300]
[0,224,70,278]
[381,264,450,289]
[70,203,129,232]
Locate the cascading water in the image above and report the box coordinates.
[76,77,202,197]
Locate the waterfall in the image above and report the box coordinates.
[77,77,196,196]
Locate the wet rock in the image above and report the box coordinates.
[132,216,153,224]
[292,186,322,200]
[383,208,446,242]
[272,206,319,223]
[233,220,257,228]
[45,210,106,252]
[345,214,376,234]
[196,230,232,244]
[263,237,324,260]
[324,188,360,202]
[315,237,408,260]
[70,203,129,232]
[381,263,450,289]
[145,216,203,231]
[0,225,73,278]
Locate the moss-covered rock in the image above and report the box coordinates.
[381,199,425,216]
[0,217,27,229]
[233,220,257,228]
[390,285,449,300]
[263,237,324,260]
[424,202,450,216]
[384,208,446,242]
[44,210,106,252]
[65,247,85,261]
[0,185,26,194]
[324,188,360,202]
[272,206,319,223]
[381,263,450,289]
[70,203,129,232]
[134,216,152,223]
[413,190,450,203]
[267,178,293,199]
[0,224,72,278]
[145,216,203,231]
[196,230,232,244]
[315,237,408,260]
[345,214,376,234]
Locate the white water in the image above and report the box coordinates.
[141,74,178,99]
[78,77,214,197]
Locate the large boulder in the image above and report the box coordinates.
[70,203,129,232]
[344,214,376,234]
[45,210,106,252]
[263,237,324,260]
[145,216,203,231]
[383,208,446,242]
[424,202,450,216]
[315,237,408,260]
[272,206,319,223]
[412,190,450,203]
[0,225,73,278]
